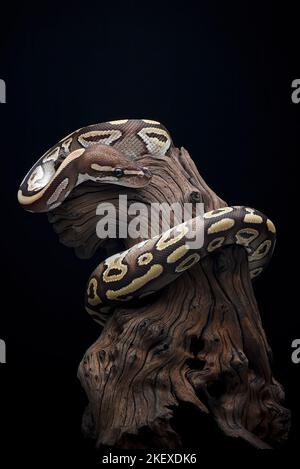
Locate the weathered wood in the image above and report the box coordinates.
[51,146,290,449]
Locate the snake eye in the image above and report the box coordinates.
[114,168,124,178]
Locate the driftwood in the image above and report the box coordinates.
[49,146,290,449]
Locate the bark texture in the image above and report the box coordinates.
[49,146,290,449]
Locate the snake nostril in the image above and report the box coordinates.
[142,167,152,178]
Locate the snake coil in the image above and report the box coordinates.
[18,119,276,325]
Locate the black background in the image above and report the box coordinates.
[0,0,299,460]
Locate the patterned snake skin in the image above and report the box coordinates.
[18,119,276,325]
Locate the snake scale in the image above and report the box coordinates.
[18,119,276,325]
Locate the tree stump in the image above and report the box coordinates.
[50,145,290,449]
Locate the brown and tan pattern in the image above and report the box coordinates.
[18,119,276,327]
[18,120,289,449]
[84,205,275,325]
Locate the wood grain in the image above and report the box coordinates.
[50,146,290,449]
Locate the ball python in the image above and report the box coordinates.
[18,119,276,326]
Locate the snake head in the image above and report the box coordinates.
[82,144,152,188]
[17,142,153,214]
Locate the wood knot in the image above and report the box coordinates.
[189,191,202,203]
[231,350,248,371]
[139,319,149,329]
[153,342,169,355]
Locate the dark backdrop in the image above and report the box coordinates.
[0,0,299,459]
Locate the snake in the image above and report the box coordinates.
[18,119,276,325]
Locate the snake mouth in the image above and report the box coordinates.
[115,167,152,188]
[90,166,152,189]
[117,165,152,188]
